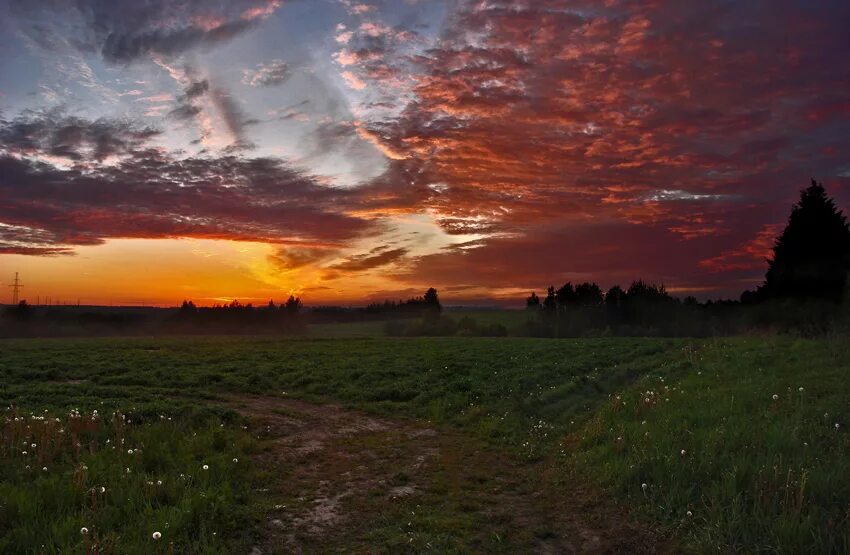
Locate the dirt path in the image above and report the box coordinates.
[228,395,668,554]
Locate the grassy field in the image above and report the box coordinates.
[306,309,533,338]
[1,335,849,552]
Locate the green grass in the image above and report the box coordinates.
[305,308,533,338]
[1,335,849,552]
[0,405,258,553]
[0,336,682,456]
[443,308,534,327]
[569,338,850,553]
[307,319,389,337]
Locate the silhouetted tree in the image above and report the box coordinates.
[575,282,603,306]
[423,287,441,311]
[605,285,625,306]
[526,291,540,309]
[543,286,557,313]
[605,285,626,326]
[555,282,576,310]
[683,296,699,306]
[740,289,759,305]
[284,295,302,314]
[758,179,850,302]
[626,280,671,302]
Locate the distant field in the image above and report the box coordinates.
[306,319,388,337]
[443,308,535,327]
[1,335,848,552]
[306,308,534,338]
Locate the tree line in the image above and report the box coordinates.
[517,179,850,337]
[4,180,848,338]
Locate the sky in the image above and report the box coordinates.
[1,0,849,306]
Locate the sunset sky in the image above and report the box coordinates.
[1,0,849,306]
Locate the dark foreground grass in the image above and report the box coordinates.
[0,405,258,553]
[1,335,849,552]
[568,339,850,553]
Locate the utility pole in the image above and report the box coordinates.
[8,272,23,304]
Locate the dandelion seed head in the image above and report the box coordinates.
[772,394,779,401]
[202,464,209,470]
[152,531,161,540]
[80,527,88,535]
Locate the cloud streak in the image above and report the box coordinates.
[10,0,284,64]
[0,112,371,252]
[2,0,850,300]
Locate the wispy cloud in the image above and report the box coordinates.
[242,60,290,87]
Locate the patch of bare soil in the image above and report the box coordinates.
[228,395,670,554]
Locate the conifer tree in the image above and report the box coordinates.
[759,179,850,301]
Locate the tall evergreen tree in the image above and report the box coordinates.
[759,179,850,302]
[423,287,441,311]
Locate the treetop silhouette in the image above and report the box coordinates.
[757,179,850,302]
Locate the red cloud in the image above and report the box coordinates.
[353,0,850,297]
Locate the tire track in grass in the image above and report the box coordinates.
[229,395,671,554]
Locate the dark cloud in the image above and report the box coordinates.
[184,80,210,99]
[100,19,257,63]
[268,246,336,271]
[0,113,372,254]
[168,79,208,121]
[168,103,203,121]
[0,108,160,161]
[0,223,77,256]
[328,247,409,273]
[210,88,258,150]
[10,0,283,63]
[0,245,75,256]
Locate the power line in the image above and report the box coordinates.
[8,272,24,304]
